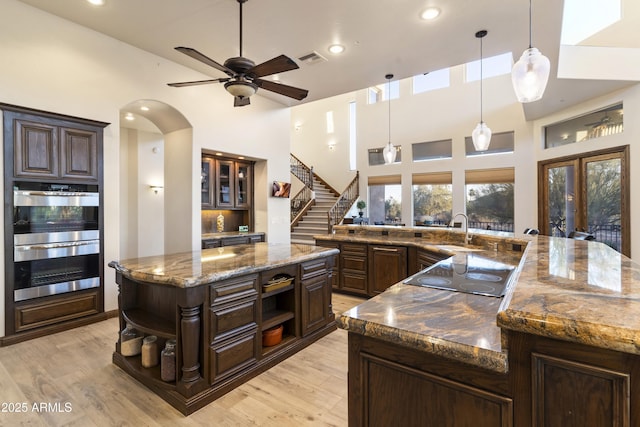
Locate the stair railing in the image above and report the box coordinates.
[290,153,314,191]
[327,171,359,233]
[290,154,315,228]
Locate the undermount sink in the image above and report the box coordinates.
[436,244,483,252]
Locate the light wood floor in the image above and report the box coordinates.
[0,293,365,427]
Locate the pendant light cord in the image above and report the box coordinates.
[528,0,533,49]
[479,35,483,123]
[388,77,391,143]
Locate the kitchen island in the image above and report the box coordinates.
[335,225,640,426]
[109,242,338,415]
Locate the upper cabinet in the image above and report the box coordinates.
[202,154,253,210]
[11,114,101,182]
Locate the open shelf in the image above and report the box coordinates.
[122,308,175,338]
[261,334,296,357]
[262,309,294,330]
[261,283,294,298]
[113,352,176,390]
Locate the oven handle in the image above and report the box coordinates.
[22,240,99,250]
[15,190,97,197]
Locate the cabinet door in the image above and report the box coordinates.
[201,157,214,208]
[13,119,59,179]
[340,243,368,296]
[235,161,252,208]
[368,245,407,295]
[60,127,98,180]
[215,159,235,208]
[316,241,340,290]
[417,249,447,271]
[300,266,330,336]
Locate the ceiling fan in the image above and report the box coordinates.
[167,0,308,107]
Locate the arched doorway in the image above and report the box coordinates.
[119,99,195,257]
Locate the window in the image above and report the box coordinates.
[412,172,452,226]
[465,168,514,232]
[412,139,452,162]
[465,131,514,156]
[367,80,400,104]
[544,103,623,148]
[368,175,402,224]
[465,52,513,82]
[413,68,450,94]
[368,146,402,166]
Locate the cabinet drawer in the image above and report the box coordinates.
[342,243,367,256]
[202,239,221,249]
[221,236,250,246]
[342,272,367,294]
[14,290,99,332]
[300,259,328,279]
[342,255,367,273]
[209,329,259,384]
[210,274,258,306]
[210,298,258,344]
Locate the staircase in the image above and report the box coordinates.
[290,176,338,244]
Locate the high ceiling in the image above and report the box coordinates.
[17,0,638,120]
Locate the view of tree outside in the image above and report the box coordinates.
[586,158,621,250]
[466,183,514,231]
[547,166,575,237]
[369,184,402,224]
[412,184,452,225]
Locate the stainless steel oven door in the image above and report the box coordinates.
[13,190,99,207]
[14,239,100,262]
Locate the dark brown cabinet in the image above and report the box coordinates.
[13,118,98,181]
[340,243,369,296]
[201,232,265,249]
[202,155,253,210]
[368,245,407,295]
[348,333,512,427]
[300,259,332,337]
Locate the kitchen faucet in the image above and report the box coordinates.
[450,212,472,245]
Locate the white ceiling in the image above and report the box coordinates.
[16,0,639,121]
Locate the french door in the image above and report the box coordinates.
[538,146,629,256]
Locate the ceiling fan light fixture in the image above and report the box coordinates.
[224,80,257,98]
[511,0,550,103]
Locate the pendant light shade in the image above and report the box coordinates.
[472,122,492,151]
[383,73,396,164]
[472,30,491,152]
[511,0,550,103]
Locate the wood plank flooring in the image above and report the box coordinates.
[0,293,365,427]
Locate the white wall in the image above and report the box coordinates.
[0,0,292,335]
[290,62,640,261]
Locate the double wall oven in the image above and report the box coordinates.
[12,182,100,302]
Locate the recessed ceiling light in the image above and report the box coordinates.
[87,0,106,6]
[328,44,345,54]
[124,113,134,121]
[140,106,149,111]
[421,7,440,20]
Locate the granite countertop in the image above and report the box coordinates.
[333,225,640,373]
[202,231,264,240]
[108,242,339,288]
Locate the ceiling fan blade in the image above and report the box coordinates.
[247,55,299,79]
[234,96,250,107]
[254,79,308,101]
[167,78,229,87]
[175,46,235,76]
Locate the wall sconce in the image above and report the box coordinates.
[149,185,164,194]
[328,139,336,150]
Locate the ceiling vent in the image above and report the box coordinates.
[298,51,327,65]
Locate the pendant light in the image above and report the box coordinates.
[382,74,397,164]
[511,0,550,103]
[472,30,492,152]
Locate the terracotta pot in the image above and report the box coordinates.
[262,324,283,347]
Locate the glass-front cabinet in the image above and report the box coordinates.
[235,162,251,208]
[215,160,234,208]
[201,157,214,209]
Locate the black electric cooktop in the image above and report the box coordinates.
[403,254,515,297]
